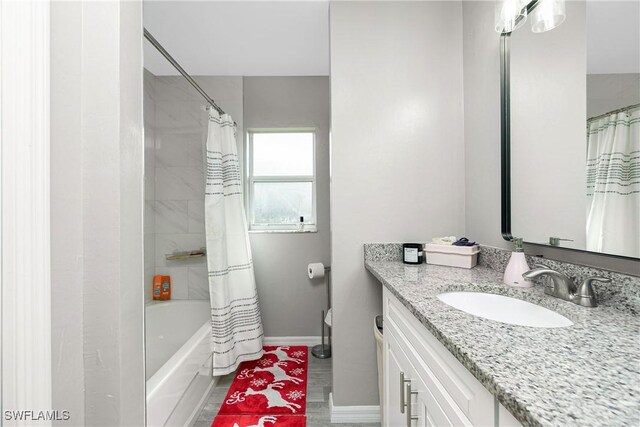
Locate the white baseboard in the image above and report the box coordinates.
[329,392,381,423]
[263,336,322,346]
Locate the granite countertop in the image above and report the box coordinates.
[366,260,640,427]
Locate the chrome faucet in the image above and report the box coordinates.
[522,264,611,307]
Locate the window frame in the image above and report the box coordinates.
[246,128,318,233]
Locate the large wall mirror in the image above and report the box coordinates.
[501,0,639,260]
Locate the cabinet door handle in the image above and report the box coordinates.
[406,383,418,427]
[400,372,411,414]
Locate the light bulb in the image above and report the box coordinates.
[495,0,528,34]
[531,0,566,33]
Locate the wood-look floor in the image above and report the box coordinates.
[192,349,381,427]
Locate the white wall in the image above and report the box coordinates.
[117,2,145,422]
[244,76,331,338]
[330,1,466,406]
[50,1,145,425]
[51,1,85,423]
[587,73,640,118]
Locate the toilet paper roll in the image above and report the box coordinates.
[308,262,325,279]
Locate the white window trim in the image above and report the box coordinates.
[246,128,318,233]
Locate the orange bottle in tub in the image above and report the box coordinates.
[153,275,163,300]
[161,275,171,300]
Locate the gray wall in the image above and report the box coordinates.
[244,76,331,338]
[50,1,146,425]
[330,1,466,406]
[587,73,640,118]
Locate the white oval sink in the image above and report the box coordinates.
[437,292,573,328]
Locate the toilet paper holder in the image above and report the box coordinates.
[308,263,331,359]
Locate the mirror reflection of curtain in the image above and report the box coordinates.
[586,106,640,258]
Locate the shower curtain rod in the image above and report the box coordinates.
[587,103,640,123]
[144,28,227,116]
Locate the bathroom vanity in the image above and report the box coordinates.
[383,286,516,427]
[365,254,640,426]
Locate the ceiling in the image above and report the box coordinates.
[143,1,639,77]
[143,1,330,76]
[587,0,639,74]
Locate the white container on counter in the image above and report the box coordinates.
[424,244,480,269]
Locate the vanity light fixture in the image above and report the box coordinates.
[495,0,566,34]
[530,0,566,33]
[494,0,528,34]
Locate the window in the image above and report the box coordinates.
[247,129,316,232]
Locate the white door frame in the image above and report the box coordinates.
[0,0,52,424]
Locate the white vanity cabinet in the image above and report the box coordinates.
[385,327,420,427]
[386,330,449,427]
[383,288,523,427]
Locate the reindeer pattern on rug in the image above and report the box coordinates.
[213,414,306,427]
[217,346,309,418]
[234,415,277,427]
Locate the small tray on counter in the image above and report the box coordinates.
[424,244,479,269]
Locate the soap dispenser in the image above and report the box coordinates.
[503,238,533,288]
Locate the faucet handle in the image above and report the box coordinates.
[574,276,610,307]
[533,262,550,269]
[549,237,574,246]
[581,276,611,286]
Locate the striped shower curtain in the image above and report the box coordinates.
[586,106,640,258]
[205,110,264,376]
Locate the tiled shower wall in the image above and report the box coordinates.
[144,69,156,302]
[144,70,243,300]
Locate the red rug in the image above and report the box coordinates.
[212,415,306,427]
[212,346,308,427]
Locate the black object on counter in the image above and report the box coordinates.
[453,237,477,247]
[403,243,424,264]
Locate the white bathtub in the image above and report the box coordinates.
[146,300,214,427]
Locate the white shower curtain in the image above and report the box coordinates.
[586,107,640,258]
[205,110,264,376]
